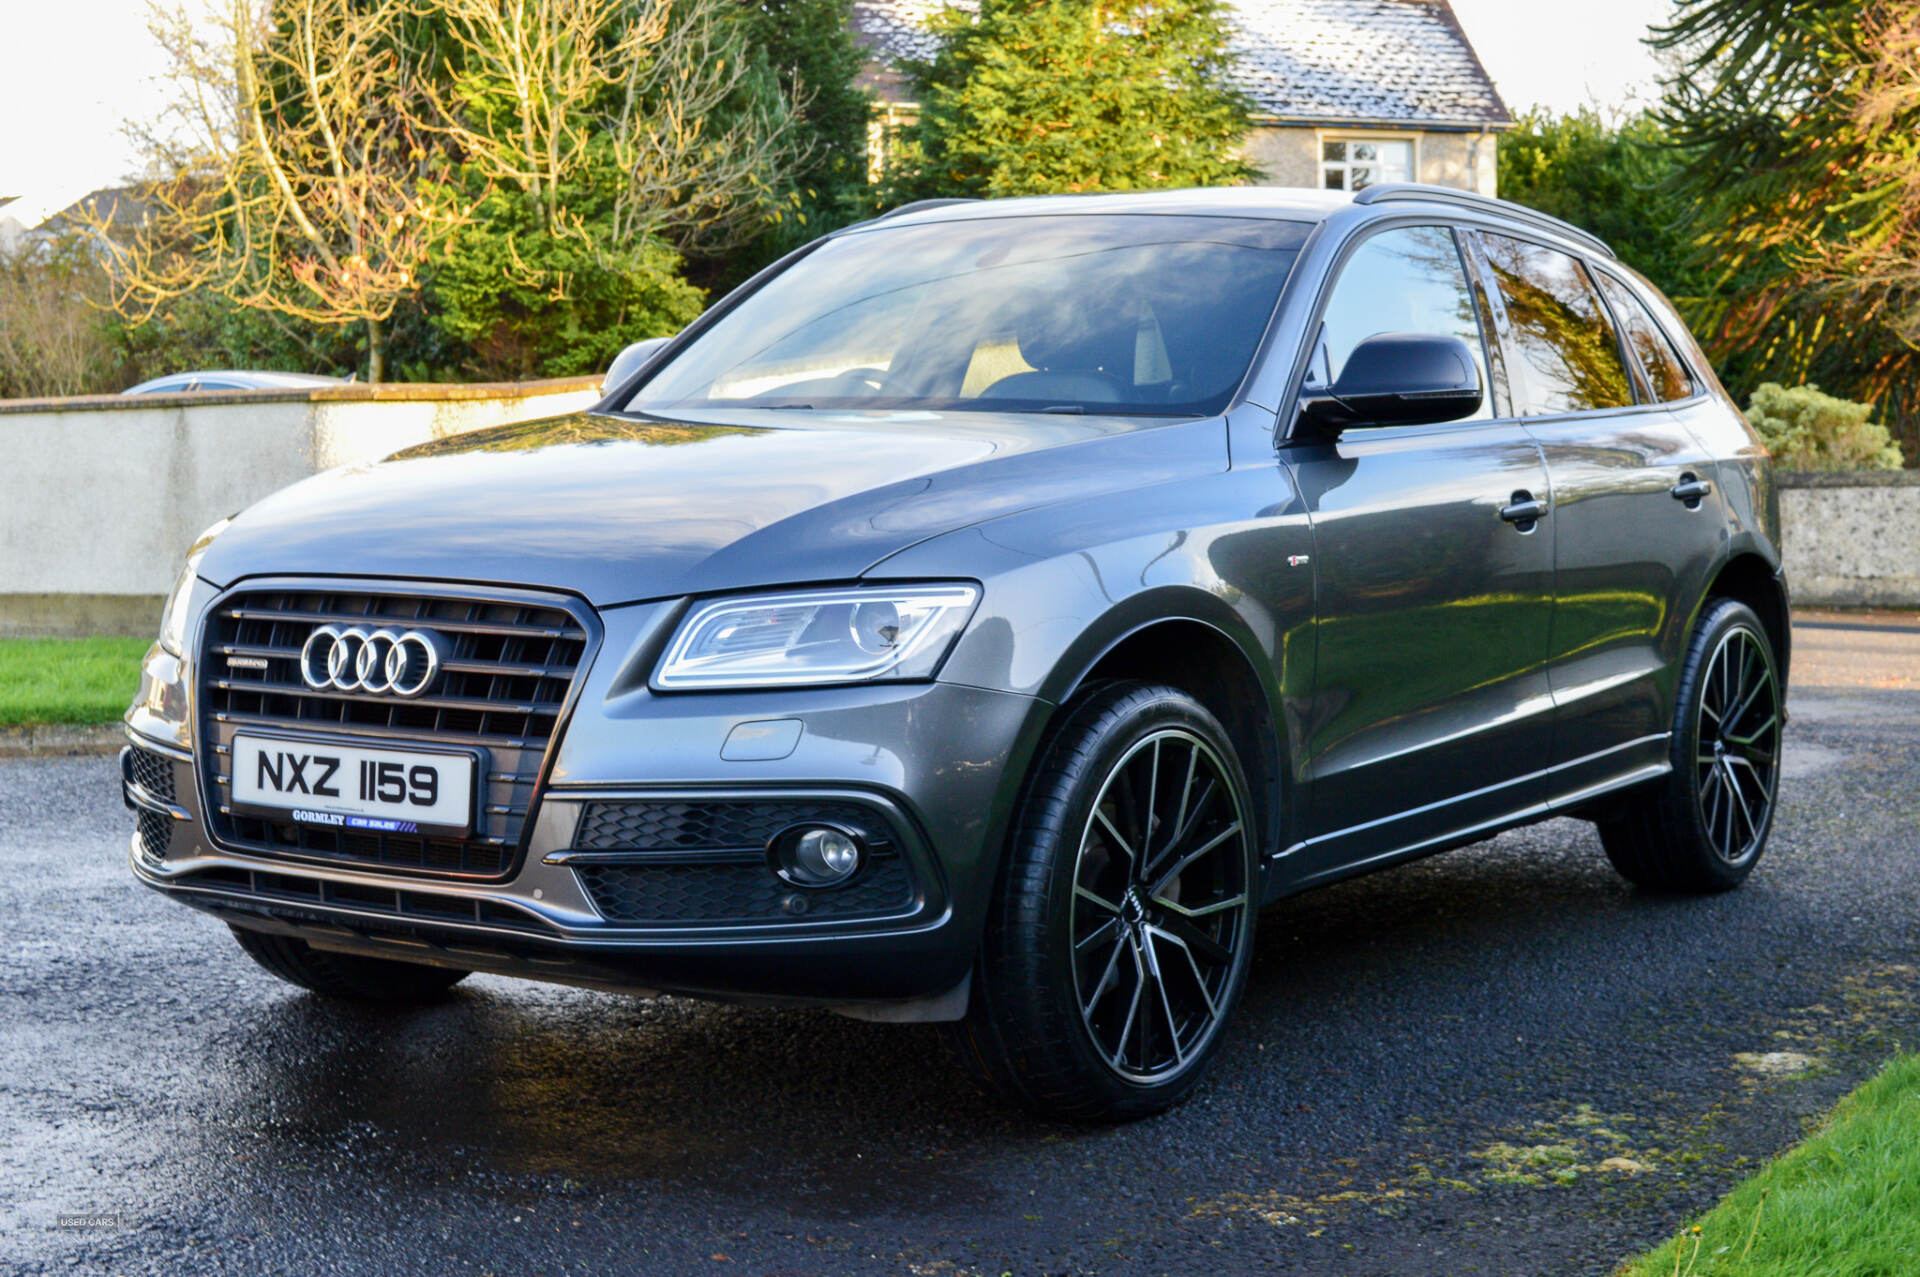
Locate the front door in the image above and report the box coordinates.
[1287,224,1557,883]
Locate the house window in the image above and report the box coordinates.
[1322,138,1414,191]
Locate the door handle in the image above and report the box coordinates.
[1671,473,1712,508]
[1499,491,1549,531]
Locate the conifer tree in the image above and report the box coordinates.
[1657,0,1920,447]
[887,0,1253,200]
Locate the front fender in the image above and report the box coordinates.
[878,465,1317,855]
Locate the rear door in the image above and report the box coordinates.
[1287,224,1557,880]
[1466,231,1727,801]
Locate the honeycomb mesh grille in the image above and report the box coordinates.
[136,809,172,861]
[576,860,913,924]
[199,586,591,879]
[570,798,916,925]
[575,799,886,853]
[126,744,176,804]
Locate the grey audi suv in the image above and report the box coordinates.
[126,185,1787,1120]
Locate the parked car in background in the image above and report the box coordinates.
[122,370,346,395]
[124,185,1787,1121]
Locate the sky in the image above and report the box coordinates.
[1449,0,1676,120]
[0,0,1676,228]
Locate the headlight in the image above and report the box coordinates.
[652,585,979,690]
[156,517,230,656]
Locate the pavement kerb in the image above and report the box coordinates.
[0,723,123,758]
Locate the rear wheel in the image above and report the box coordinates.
[1598,598,1783,892]
[228,925,469,1003]
[947,682,1259,1121]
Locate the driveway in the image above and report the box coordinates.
[4,612,1917,1275]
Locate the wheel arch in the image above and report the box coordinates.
[1033,601,1292,873]
[1702,552,1791,688]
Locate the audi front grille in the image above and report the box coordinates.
[198,584,595,878]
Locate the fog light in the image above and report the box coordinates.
[770,823,865,888]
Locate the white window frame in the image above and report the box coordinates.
[1318,131,1419,192]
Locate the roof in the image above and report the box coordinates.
[861,186,1352,231]
[38,187,149,239]
[122,370,349,396]
[855,185,1613,261]
[850,0,1511,129]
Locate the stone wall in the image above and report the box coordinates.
[1416,130,1498,198]
[1778,471,1920,608]
[0,378,601,636]
[6,384,1905,638]
[1244,126,1321,187]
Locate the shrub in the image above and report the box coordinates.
[1745,382,1904,471]
[885,0,1253,201]
[1498,108,1702,303]
[0,236,125,397]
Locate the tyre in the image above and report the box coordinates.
[947,682,1260,1121]
[228,925,469,1003]
[1598,598,1783,892]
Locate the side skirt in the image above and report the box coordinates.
[1267,734,1669,900]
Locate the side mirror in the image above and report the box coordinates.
[602,336,673,393]
[1298,332,1483,431]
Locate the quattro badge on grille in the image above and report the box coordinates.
[299,625,450,697]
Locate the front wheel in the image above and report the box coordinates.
[947,682,1260,1121]
[1598,598,1783,892]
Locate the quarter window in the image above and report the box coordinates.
[1322,138,1413,192]
[1593,271,1696,403]
[1317,225,1491,421]
[1478,233,1635,416]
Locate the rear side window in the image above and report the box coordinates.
[1317,225,1491,421]
[1478,232,1634,416]
[1593,271,1696,403]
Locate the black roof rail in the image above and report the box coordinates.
[1352,183,1614,259]
[877,198,982,221]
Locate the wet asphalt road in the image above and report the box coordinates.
[4,615,1919,1276]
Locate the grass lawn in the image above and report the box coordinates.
[1620,1052,1920,1275]
[0,637,151,727]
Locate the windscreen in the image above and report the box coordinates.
[630,214,1309,418]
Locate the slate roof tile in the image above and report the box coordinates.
[850,0,1511,128]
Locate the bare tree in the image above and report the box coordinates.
[0,237,121,398]
[85,0,465,381]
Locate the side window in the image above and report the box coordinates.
[1318,225,1491,421]
[1593,271,1696,403]
[1478,232,1635,415]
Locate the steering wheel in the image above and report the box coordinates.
[819,367,889,398]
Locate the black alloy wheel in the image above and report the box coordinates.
[1070,727,1251,1084]
[1599,598,1783,892]
[1693,623,1783,866]
[947,682,1260,1120]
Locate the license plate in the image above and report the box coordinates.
[229,734,477,837]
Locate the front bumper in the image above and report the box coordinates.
[127,660,1048,1007]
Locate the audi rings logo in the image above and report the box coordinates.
[299,625,450,697]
